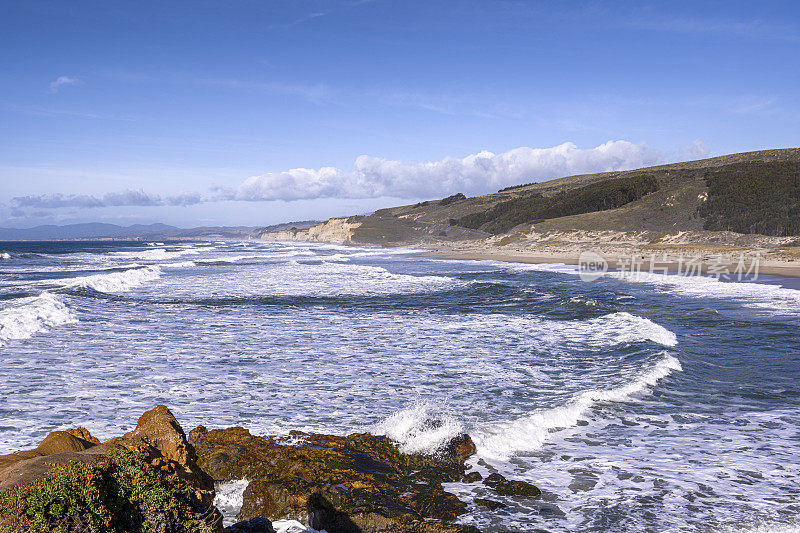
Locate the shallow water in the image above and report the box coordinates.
[1,240,798,532]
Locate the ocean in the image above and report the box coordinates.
[0,240,798,532]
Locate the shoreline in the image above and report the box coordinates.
[414,247,800,280]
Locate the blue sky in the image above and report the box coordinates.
[1,0,798,228]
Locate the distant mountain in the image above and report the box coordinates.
[0,222,257,241]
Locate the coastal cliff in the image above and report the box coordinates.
[255,217,363,245]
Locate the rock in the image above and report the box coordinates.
[482,472,540,499]
[115,405,193,464]
[226,517,276,532]
[443,434,477,463]
[34,430,96,455]
[66,426,101,444]
[0,443,116,492]
[0,447,222,532]
[462,471,482,483]
[482,473,506,487]
[0,406,223,532]
[191,428,480,533]
[474,498,505,510]
[0,430,103,491]
[109,405,216,507]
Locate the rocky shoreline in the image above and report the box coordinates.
[0,407,540,533]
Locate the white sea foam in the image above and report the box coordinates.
[609,270,800,313]
[506,260,800,314]
[0,252,11,260]
[474,352,682,460]
[213,479,249,526]
[200,261,463,297]
[586,312,677,347]
[272,520,325,533]
[454,312,677,349]
[373,401,464,454]
[110,247,201,261]
[0,292,77,346]
[724,525,800,533]
[65,266,163,293]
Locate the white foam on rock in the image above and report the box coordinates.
[373,401,464,455]
[272,520,326,533]
[474,352,682,460]
[0,292,77,346]
[213,480,325,532]
[213,479,249,527]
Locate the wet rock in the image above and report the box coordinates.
[191,427,480,533]
[482,472,541,499]
[474,497,505,510]
[226,517,276,532]
[462,471,483,483]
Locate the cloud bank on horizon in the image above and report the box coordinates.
[234,140,675,201]
[9,140,705,216]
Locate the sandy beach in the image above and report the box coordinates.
[416,236,800,279]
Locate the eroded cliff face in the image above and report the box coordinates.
[255,218,362,245]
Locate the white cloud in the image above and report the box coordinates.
[234,140,664,201]
[11,190,202,209]
[49,76,80,93]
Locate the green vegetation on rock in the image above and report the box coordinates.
[455,175,659,234]
[0,449,216,533]
[699,161,800,236]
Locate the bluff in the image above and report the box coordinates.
[253,148,800,246]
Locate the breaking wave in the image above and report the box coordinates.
[0,292,77,346]
[474,352,682,460]
[373,401,464,455]
[64,266,163,293]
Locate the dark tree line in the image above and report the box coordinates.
[699,161,800,236]
[454,175,659,234]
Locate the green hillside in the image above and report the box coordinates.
[368,148,800,238]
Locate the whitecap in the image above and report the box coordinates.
[63,266,163,293]
[213,479,249,527]
[0,252,11,260]
[372,401,463,455]
[0,292,77,346]
[110,248,200,261]
[474,352,682,460]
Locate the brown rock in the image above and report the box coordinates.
[0,430,100,489]
[66,426,101,444]
[35,430,96,455]
[0,443,118,492]
[191,428,480,533]
[119,405,194,465]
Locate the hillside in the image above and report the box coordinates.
[255,148,800,246]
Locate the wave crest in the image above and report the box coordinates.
[0,293,77,346]
[373,401,464,455]
[68,266,163,293]
[474,352,682,460]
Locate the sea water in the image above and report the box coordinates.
[0,240,798,532]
